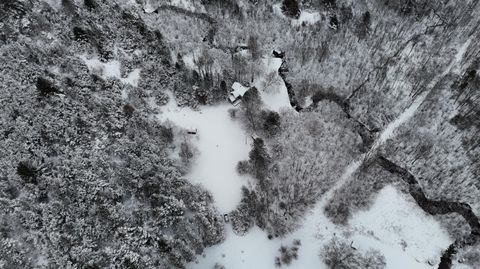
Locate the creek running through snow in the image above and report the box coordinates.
[156,53,455,268]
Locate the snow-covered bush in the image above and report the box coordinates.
[274,239,301,267]
[230,187,256,235]
[320,237,386,269]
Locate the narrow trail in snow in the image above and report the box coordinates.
[268,34,474,236]
[318,38,474,268]
[371,38,472,153]
[323,37,472,205]
[317,83,430,208]
[281,39,473,269]
[376,156,480,269]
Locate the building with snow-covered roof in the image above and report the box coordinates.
[272,49,285,58]
[228,82,249,106]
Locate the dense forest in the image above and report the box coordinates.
[1,0,479,268]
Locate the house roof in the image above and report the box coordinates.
[231,82,249,98]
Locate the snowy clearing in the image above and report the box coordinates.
[253,56,292,112]
[189,184,451,269]
[180,46,452,267]
[157,93,253,213]
[156,42,460,268]
[181,49,203,71]
[156,53,291,213]
[292,11,321,26]
[78,54,141,92]
[350,186,452,267]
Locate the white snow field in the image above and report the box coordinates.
[350,186,452,267]
[157,94,253,213]
[188,185,451,269]
[156,48,459,268]
[78,54,141,87]
[253,56,292,112]
[157,92,451,269]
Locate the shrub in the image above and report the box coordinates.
[72,26,90,42]
[159,126,174,144]
[213,263,225,269]
[262,110,281,136]
[323,0,336,8]
[16,161,37,184]
[356,11,371,39]
[84,0,96,9]
[329,15,339,30]
[248,138,271,181]
[123,104,135,117]
[36,77,59,96]
[179,141,194,164]
[230,187,256,235]
[236,160,250,175]
[275,240,301,267]
[320,237,386,269]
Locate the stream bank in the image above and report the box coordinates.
[376,156,480,269]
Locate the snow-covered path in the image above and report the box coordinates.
[372,38,472,151]
[159,40,472,268]
[183,45,467,268]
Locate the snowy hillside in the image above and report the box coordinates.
[1,0,479,269]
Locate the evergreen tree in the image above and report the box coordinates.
[248,35,260,61]
[262,110,281,136]
[249,138,270,181]
[241,87,263,129]
[281,0,300,19]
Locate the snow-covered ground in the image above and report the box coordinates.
[182,51,199,71]
[350,186,452,267]
[181,49,222,76]
[156,49,454,269]
[292,11,321,27]
[78,54,141,99]
[170,0,206,12]
[157,93,253,213]
[189,184,451,269]
[272,4,320,27]
[253,56,292,112]
[155,53,290,213]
